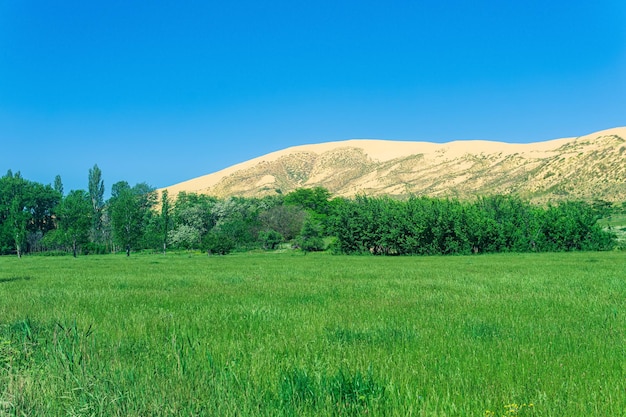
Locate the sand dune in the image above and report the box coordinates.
[160,126,626,202]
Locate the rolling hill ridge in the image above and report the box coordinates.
[161,127,626,203]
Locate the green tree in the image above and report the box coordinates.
[160,190,171,254]
[109,181,156,256]
[54,174,64,196]
[297,216,325,254]
[539,201,614,251]
[56,190,92,257]
[7,196,29,257]
[328,195,370,254]
[168,192,216,250]
[203,230,236,255]
[285,187,331,214]
[211,197,260,249]
[88,164,105,244]
[0,171,60,256]
[258,230,283,250]
[258,204,306,241]
[168,224,201,250]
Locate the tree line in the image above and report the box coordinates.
[0,166,617,257]
[330,195,615,255]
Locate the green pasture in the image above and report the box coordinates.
[1,251,624,416]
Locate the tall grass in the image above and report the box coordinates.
[0,251,624,416]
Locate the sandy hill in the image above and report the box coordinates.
[161,127,626,203]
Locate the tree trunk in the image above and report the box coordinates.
[15,230,22,258]
[126,244,130,257]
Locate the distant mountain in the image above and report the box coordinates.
[161,127,626,203]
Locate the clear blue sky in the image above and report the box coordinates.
[1,0,625,195]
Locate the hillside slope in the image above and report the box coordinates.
[161,127,626,203]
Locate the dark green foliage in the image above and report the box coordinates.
[53,175,64,196]
[297,216,325,253]
[538,201,614,251]
[285,187,332,234]
[259,230,283,250]
[284,187,331,214]
[159,190,171,253]
[54,190,92,257]
[329,195,615,255]
[470,195,542,252]
[0,171,61,256]
[211,197,261,250]
[167,191,217,251]
[108,182,157,255]
[258,204,306,241]
[0,169,616,257]
[87,164,105,244]
[203,230,236,255]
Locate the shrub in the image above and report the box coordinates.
[258,230,283,250]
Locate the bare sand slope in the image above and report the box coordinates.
[160,126,626,202]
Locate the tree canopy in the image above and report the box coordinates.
[0,169,619,257]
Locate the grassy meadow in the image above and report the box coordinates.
[0,251,624,416]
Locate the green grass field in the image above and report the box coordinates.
[1,251,624,416]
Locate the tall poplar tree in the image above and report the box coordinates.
[88,164,105,243]
[53,175,64,196]
[160,189,170,254]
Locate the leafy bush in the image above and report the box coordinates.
[203,231,236,255]
[297,217,325,253]
[258,230,283,250]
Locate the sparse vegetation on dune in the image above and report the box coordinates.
[161,127,626,203]
[1,252,624,416]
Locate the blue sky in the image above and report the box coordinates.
[1,0,625,195]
